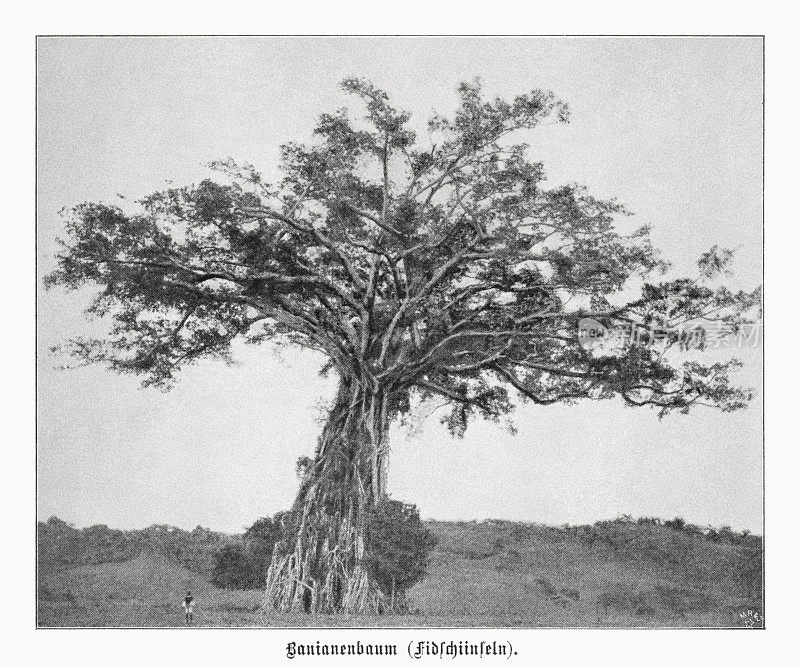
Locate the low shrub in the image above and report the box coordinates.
[212,515,285,589]
[560,587,580,601]
[664,517,686,531]
[212,544,255,589]
[535,577,557,597]
[364,499,438,607]
[596,585,661,618]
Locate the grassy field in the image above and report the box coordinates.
[37,519,762,628]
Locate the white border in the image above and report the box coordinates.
[6,2,798,664]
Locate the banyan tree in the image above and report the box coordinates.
[46,78,759,613]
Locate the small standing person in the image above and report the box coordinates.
[182,591,194,626]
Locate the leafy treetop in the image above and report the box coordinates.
[46,78,759,434]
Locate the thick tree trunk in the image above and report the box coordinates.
[262,377,391,614]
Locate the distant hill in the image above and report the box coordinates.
[38,551,263,627]
[37,516,235,579]
[37,515,763,627]
[413,519,762,626]
[40,551,214,604]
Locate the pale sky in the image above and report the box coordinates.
[36,37,763,533]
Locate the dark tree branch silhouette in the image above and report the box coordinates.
[46,78,759,613]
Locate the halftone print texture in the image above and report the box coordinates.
[37,36,763,628]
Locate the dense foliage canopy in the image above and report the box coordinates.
[47,78,759,434]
